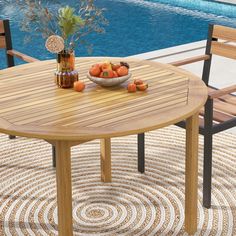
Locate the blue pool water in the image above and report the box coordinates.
[0,0,236,69]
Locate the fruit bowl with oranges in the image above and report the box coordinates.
[87,61,131,87]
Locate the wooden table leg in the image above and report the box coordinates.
[100,138,111,182]
[185,112,199,235]
[55,141,73,236]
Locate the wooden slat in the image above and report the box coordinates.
[0,75,187,116]
[17,89,188,126]
[0,36,6,48]
[3,79,182,122]
[21,81,188,126]
[99,98,188,128]
[213,25,236,42]
[200,107,234,123]
[7,50,39,63]
[170,55,210,67]
[211,41,236,60]
[207,86,236,119]
[220,94,236,105]
[0,73,187,116]
[208,84,236,99]
[213,110,234,122]
[6,81,188,124]
[78,94,188,128]
[0,20,4,34]
[208,87,236,105]
[199,87,236,123]
[214,99,236,116]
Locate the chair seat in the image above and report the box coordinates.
[199,87,236,126]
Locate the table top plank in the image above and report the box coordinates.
[13,80,189,126]
[43,86,189,127]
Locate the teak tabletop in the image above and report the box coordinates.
[0,57,207,235]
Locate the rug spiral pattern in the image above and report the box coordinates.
[0,126,236,235]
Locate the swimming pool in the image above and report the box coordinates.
[0,0,236,68]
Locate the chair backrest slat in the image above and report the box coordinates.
[0,20,6,49]
[212,25,236,42]
[211,41,236,60]
[1,19,15,67]
[0,21,4,34]
[0,36,6,48]
[202,24,236,85]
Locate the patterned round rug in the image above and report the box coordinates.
[0,126,236,235]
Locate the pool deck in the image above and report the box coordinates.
[130,40,236,134]
[216,0,236,4]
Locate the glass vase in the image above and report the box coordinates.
[55,50,79,88]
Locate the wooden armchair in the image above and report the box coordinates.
[1,19,39,140]
[138,24,236,209]
[0,20,39,66]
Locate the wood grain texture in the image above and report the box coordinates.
[0,36,6,48]
[211,41,236,60]
[208,84,236,99]
[0,58,208,140]
[213,25,236,42]
[7,50,39,63]
[46,139,92,147]
[170,54,210,67]
[100,138,112,182]
[0,20,4,34]
[185,112,199,235]
[208,87,236,105]
[55,141,73,236]
[198,87,236,123]
[200,108,234,123]
[214,99,236,116]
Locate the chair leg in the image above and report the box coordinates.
[203,132,213,208]
[52,145,56,168]
[138,133,145,173]
[9,135,16,139]
[203,99,213,209]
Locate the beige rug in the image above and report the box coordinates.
[0,126,235,235]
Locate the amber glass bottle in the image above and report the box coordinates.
[55,50,79,88]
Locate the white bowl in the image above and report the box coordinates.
[87,73,131,87]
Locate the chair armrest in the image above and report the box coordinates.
[169,54,210,67]
[7,50,39,63]
[208,84,236,99]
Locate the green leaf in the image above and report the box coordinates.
[58,6,84,40]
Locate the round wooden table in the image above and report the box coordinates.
[0,58,207,235]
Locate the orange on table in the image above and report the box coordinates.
[127,83,137,92]
[134,79,143,85]
[137,83,148,91]
[74,81,85,92]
